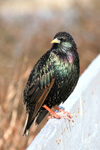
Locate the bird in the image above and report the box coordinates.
[23,32,80,136]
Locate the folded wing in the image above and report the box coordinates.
[23,53,55,135]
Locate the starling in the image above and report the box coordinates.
[23,32,80,135]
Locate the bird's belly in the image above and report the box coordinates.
[44,68,78,107]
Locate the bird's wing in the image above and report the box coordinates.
[23,73,55,135]
[23,52,56,126]
[31,77,55,118]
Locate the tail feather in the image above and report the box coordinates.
[22,114,29,136]
[36,109,48,125]
[23,110,48,136]
[22,113,35,136]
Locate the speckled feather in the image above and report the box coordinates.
[23,32,79,135]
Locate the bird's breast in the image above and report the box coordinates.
[53,58,74,78]
[49,51,79,84]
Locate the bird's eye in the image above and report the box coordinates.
[59,38,66,42]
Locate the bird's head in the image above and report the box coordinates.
[51,32,77,51]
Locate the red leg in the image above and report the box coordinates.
[42,105,60,119]
[42,105,73,122]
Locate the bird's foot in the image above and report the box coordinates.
[54,105,73,120]
[48,111,73,122]
[42,105,73,123]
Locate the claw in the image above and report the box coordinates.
[48,111,73,123]
[43,105,74,123]
[54,105,73,120]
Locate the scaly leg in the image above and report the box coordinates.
[42,105,60,119]
[42,105,73,122]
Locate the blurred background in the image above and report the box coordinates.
[0,0,100,149]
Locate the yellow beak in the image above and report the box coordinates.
[51,38,60,44]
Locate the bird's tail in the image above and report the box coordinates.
[22,114,30,136]
[35,109,48,125]
[22,113,35,136]
[22,109,48,135]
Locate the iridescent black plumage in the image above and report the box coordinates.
[23,32,80,135]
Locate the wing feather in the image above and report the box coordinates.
[31,78,55,121]
[23,52,56,135]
